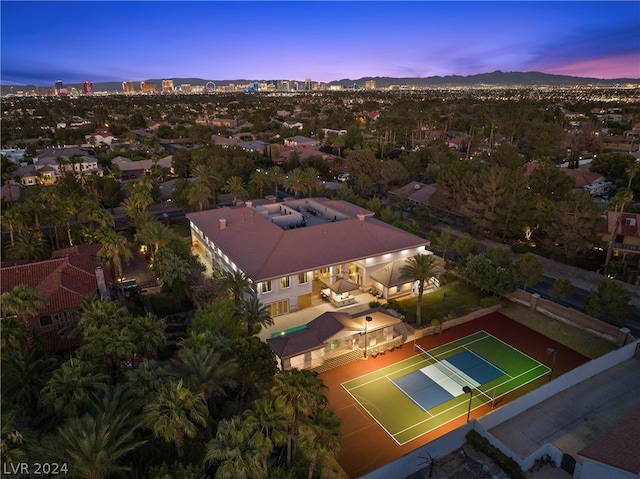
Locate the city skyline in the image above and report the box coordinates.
[1,1,639,86]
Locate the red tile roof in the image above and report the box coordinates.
[559,168,604,188]
[578,408,640,474]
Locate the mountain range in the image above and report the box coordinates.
[2,71,638,94]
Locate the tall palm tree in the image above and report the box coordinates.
[399,254,436,327]
[243,397,289,477]
[153,249,191,293]
[2,346,57,419]
[605,188,635,266]
[204,417,264,479]
[98,229,133,288]
[224,176,247,205]
[271,369,328,466]
[143,378,208,460]
[625,162,640,189]
[298,409,342,479]
[40,357,109,417]
[5,230,49,262]
[239,296,274,336]
[1,284,45,348]
[170,347,237,439]
[136,216,177,259]
[192,162,222,205]
[302,167,321,198]
[38,411,145,479]
[283,168,307,199]
[131,313,166,361]
[249,169,270,199]
[1,206,28,247]
[187,180,212,211]
[268,166,284,197]
[222,270,254,305]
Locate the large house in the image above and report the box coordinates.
[0,245,111,351]
[17,146,103,186]
[187,198,431,317]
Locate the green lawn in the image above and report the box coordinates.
[399,281,490,325]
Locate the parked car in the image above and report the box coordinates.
[337,173,350,182]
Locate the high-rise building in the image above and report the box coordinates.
[140,81,156,93]
[304,78,312,91]
[82,81,93,94]
[180,84,192,93]
[162,79,174,93]
[54,80,64,95]
[122,81,135,94]
[365,80,376,90]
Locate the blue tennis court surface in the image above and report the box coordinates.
[390,349,506,412]
[447,350,504,384]
[391,371,453,411]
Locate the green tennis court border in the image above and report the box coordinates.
[341,331,551,445]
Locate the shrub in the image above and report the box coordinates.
[511,243,530,254]
[369,300,382,308]
[466,430,526,479]
[384,299,406,315]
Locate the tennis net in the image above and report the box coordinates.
[414,343,493,403]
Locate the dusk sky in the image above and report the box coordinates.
[1,1,639,86]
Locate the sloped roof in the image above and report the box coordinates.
[321,278,360,294]
[603,211,640,236]
[187,199,428,282]
[267,308,401,359]
[578,408,640,474]
[388,182,437,205]
[1,245,110,317]
[559,168,604,188]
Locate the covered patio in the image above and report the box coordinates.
[320,277,361,307]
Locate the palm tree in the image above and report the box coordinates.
[97,229,133,289]
[271,369,328,466]
[131,313,166,361]
[224,176,247,205]
[222,270,254,305]
[283,168,307,199]
[399,254,436,327]
[153,249,191,293]
[625,162,640,189]
[239,296,274,336]
[5,230,49,262]
[2,346,57,420]
[204,417,264,479]
[243,397,289,477]
[268,166,284,197]
[249,169,270,199]
[192,162,222,205]
[143,378,208,460]
[1,206,29,248]
[170,347,237,439]
[187,180,212,211]
[40,357,109,417]
[1,284,45,348]
[298,409,342,479]
[302,167,321,198]
[38,411,145,479]
[136,216,177,259]
[605,188,634,266]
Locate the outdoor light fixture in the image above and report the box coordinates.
[364,315,373,358]
[462,386,473,422]
[546,348,557,382]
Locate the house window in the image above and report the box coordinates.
[39,315,53,327]
[298,272,308,285]
[261,280,272,293]
[280,276,290,289]
[625,217,636,226]
[267,300,290,317]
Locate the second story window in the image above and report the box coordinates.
[298,272,308,285]
[280,276,290,289]
[261,280,272,293]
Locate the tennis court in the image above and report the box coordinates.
[341,330,550,445]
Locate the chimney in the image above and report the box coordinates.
[246,201,253,208]
[95,266,108,297]
[357,214,365,221]
[219,218,227,230]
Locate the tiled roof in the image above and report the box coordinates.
[187,199,429,281]
[603,211,640,236]
[267,308,400,359]
[1,245,109,317]
[578,408,640,474]
[559,168,604,188]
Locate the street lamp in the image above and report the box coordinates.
[546,348,557,382]
[462,386,473,422]
[364,315,373,358]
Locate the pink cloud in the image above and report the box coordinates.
[542,53,640,79]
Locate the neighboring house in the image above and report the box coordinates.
[388,181,437,207]
[187,198,430,318]
[84,128,114,146]
[17,146,103,186]
[114,156,174,178]
[282,121,304,130]
[577,408,640,479]
[0,148,26,164]
[601,211,640,263]
[0,244,111,351]
[284,135,318,148]
[267,307,403,370]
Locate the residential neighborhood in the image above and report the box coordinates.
[1,80,639,479]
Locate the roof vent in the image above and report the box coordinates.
[357,214,365,221]
[246,201,253,208]
[219,218,227,230]
[414,183,421,190]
